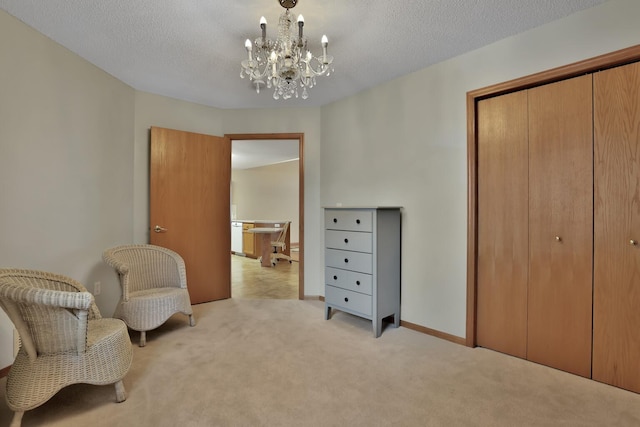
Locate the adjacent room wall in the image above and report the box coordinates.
[320,0,640,338]
[0,10,135,368]
[221,108,323,297]
[232,160,300,244]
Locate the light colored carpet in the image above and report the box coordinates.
[2,298,640,426]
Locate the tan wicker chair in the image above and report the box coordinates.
[0,269,133,427]
[102,244,195,347]
[269,221,292,266]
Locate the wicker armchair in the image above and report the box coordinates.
[102,244,195,347]
[0,269,133,427]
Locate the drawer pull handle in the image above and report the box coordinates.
[333,218,337,223]
[344,238,349,243]
[356,281,360,286]
[344,297,349,302]
[333,275,337,280]
[356,219,361,224]
[344,258,349,263]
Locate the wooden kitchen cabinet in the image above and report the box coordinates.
[242,223,255,257]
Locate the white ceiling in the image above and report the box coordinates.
[0,0,609,110]
[232,139,299,170]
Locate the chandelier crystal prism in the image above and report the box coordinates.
[240,0,334,100]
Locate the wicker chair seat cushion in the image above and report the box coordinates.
[114,287,193,332]
[5,317,132,412]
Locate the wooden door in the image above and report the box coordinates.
[476,91,529,358]
[593,61,640,393]
[150,127,231,303]
[527,75,593,378]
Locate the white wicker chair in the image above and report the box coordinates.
[0,269,133,427]
[102,244,195,347]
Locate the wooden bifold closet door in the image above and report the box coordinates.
[527,75,593,378]
[476,75,594,378]
[475,51,640,393]
[593,61,640,392]
[476,91,529,359]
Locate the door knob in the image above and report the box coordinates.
[631,239,637,246]
[555,236,562,242]
[154,225,167,233]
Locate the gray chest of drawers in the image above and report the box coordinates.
[323,207,401,337]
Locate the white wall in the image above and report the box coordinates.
[0,10,135,368]
[320,0,640,338]
[232,160,300,243]
[2,0,639,370]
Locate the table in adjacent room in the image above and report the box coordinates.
[248,227,283,267]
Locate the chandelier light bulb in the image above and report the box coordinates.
[297,14,304,40]
[260,16,267,41]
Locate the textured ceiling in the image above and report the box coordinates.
[0,0,609,109]
[232,139,299,170]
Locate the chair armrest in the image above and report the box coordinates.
[102,251,132,300]
[102,253,130,276]
[0,283,93,311]
[0,282,93,360]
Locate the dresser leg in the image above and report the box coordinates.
[325,305,331,320]
[374,318,383,338]
[394,313,400,328]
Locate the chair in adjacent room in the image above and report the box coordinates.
[102,244,195,347]
[270,221,292,266]
[0,269,133,427]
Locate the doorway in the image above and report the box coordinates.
[226,133,305,299]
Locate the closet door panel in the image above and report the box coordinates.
[528,75,593,378]
[593,61,640,393]
[476,91,529,358]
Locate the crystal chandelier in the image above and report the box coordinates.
[240,0,334,100]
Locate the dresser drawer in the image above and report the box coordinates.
[325,230,372,253]
[325,267,373,295]
[325,210,373,232]
[325,249,372,274]
[326,285,372,317]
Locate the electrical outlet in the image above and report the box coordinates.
[94,281,101,295]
